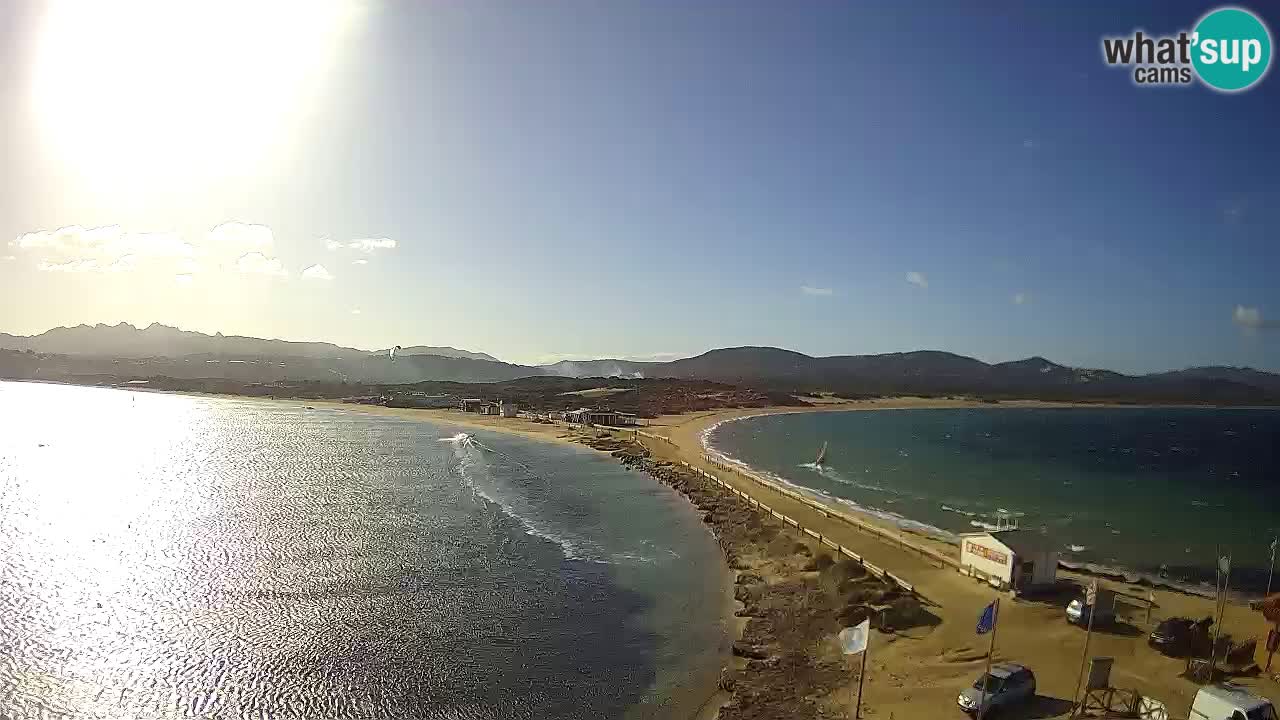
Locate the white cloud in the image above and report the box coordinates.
[1013,292,1027,305]
[37,259,102,273]
[348,238,396,252]
[301,263,334,281]
[906,271,928,289]
[237,251,287,277]
[208,222,274,253]
[12,225,192,273]
[1233,305,1274,334]
[350,308,361,315]
[800,285,833,296]
[1234,305,1261,327]
[352,258,369,265]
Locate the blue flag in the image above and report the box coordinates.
[976,601,997,635]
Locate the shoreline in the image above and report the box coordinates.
[626,400,1280,716]
[10,381,1279,714]
[668,400,1273,601]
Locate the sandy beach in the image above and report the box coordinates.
[283,396,1280,718]
[633,399,1280,718]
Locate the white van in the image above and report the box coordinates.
[1189,684,1276,720]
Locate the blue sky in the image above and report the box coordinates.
[1,1,1277,372]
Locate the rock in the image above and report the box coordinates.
[732,642,770,660]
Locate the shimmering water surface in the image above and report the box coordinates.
[0,381,728,719]
[708,407,1280,594]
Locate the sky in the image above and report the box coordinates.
[1,1,1278,373]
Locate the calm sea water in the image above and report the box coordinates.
[0,381,728,719]
[707,407,1280,594]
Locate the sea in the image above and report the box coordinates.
[706,407,1280,597]
[0,381,729,720]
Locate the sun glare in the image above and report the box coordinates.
[30,0,357,188]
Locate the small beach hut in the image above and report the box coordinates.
[960,529,1059,593]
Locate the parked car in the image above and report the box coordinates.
[1066,589,1116,626]
[957,663,1037,717]
[1189,682,1276,720]
[1150,616,1214,657]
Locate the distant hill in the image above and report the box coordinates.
[2,325,1278,403]
[379,346,500,363]
[0,323,504,364]
[1149,366,1280,395]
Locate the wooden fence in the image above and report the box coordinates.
[677,460,917,595]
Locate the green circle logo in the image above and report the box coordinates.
[1192,7,1272,91]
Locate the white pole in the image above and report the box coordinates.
[1267,536,1276,597]
[855,641,868,720]
[1072,583,1097,718]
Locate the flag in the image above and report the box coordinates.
[1271,537,1277,555]
[976,601,997,635]
[839,618,870,655]
[1219,555,1231,575]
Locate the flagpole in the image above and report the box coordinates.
[1267,536,1276,597]
[1071,582,1097,718]
[978,599,999,718]
[855,641,868,720]
[1210,554,1231,680]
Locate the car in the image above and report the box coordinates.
[1150,616,1214,658]
[1066,590,1116,626]
[957,663,1037,717]
[1189,682,1276,720]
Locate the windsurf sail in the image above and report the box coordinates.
[815,441,828,466]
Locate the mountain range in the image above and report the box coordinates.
[0,323,495,362]
[1,323,1278,403]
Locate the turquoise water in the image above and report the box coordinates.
[0,381,728,719]
[707,407,1280,595]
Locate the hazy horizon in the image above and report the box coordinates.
[4,317,1278,375]
[3,1,1278,373]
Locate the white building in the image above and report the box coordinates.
[498,400,517,418]
[960,529,1058,593]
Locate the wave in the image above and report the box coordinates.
[445,432,658,565]
[1068,544,1088,553]
[797,461,901,495]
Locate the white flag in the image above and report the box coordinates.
[839,618,870,655]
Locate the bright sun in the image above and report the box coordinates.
[30,0,357,188]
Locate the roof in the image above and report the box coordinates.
[1196,683,1271,710]
[984,529,1053,558]
[988,663,1028,678]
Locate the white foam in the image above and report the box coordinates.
[447,434,602,563]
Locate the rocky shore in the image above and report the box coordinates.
[574,431,938,719]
